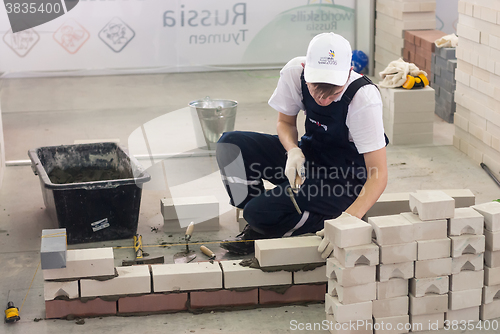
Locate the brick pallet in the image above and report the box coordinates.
[375,0,437,81]
[431,48,458,123]
[453,0,500,180]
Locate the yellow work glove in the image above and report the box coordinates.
[285,147,305,190]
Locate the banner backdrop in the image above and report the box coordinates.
[0,0,356,74]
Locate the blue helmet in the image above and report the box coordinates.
[351,50,369,72]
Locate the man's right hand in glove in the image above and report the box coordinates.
[285,147,305,190]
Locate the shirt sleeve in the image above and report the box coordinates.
[268,58,305,116]
[346,85,386,154]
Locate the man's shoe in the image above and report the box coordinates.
[220,225,268,255]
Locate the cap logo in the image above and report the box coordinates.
[317,49,337,66]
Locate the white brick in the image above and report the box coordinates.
[372,296,409,318]
[324,215,372,248]
[400,213,447,241]
[44,281,79,301]
[379,242,417,264]
[377,279,409,300]
[409,293,448,315]
[472,201,500,231]
[445,307,480,323]
[373,315,409,334]
[480,299,500,320]
[325,294,372,322]
[485,265,500,286]
[220,260,292,288]
[42,248,115,281]
[334,243,380,268]
[409,191,455,221]
[410,313,445,332]
[482,284,500,304]
[326,257,376,287]
[152,262,222,292]
[450,235,486,257]
[378,261,415,282]
[237,208,246,232]
[81,265,151,297]
[379,87,435,108]
[449,289,482,310]
[450,270,484,291]
[485,229,500,251]
[410,276,449,298]
[485,250,500,267]
[417,239,451,260]
[255,236,324,267]
[161,196,219,220]
[457,23,481,43]
[368,215,414,245]
[365,192,411,219]
[325,315,374,334]
[414,258,452,278]
[163,217,220,232]
[448,207,485,236]
[452,253,484,274]
[293,265,327,284]
[328,280,377,304]
[465,3,473,16]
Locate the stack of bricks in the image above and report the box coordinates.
[375,0,437,81]
[403,29,447,79]
[407,191,455,331]
[431,48,458,123]
[323,214,376,333]
[369,214,414,333]
[453,0,500,177]
[379,86,435,145]
[473,201,500,320]
[447,206,485,323]
[43,235,328,319]
[160,196,220,232]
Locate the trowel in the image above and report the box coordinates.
[173,222,196,263]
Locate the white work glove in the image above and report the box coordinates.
[285,147,305,190]
[317,212,352,259]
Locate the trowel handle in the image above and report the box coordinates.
[185,222,195,240]
[134,234,143,259]
[200,245,215,259]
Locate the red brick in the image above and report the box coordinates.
[414,36,422,47]
[405,31,415,44]
[403,49,411,62]
[259,284,326,305]
[190,289,258,309]
[408,50,416,63]
[405,40,416,54]
[416,46,432,59]
[45,298,116,319]
[118,293,188,314]
[415,53,426,67]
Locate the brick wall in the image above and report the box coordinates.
[454,0,500,181]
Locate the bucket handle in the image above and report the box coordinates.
[31,163,39,176]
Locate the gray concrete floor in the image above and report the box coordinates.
[0,70,499,333]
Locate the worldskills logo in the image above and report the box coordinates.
[329,50,335,58]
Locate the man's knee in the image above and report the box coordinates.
[216,132,244,167]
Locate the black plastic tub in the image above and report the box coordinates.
[28,142,151,244]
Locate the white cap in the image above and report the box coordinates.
[304,32,352,86]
